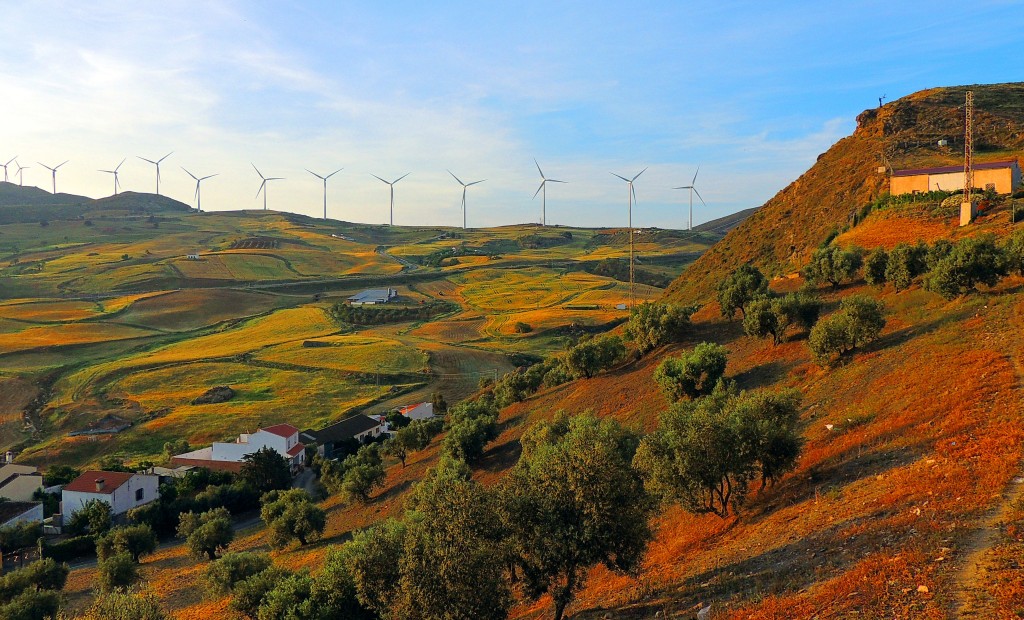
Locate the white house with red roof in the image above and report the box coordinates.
[172,423,305,473]
[398,402,434,421]
[61,471,160,518]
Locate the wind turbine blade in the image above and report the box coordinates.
[326,168,343,179]
[182,167,199,181]
[251,163,265,179]
[610,172,630,182]
[99,169,113,173]
[394,173,410,184]
[200,174,218,181]
[370,174,389,184]
[4,157,16,166]
[693,187,707,208]
[534,158,545,178]
[691,165,700,185]
[158,152,173,163]
[533,181,545,199]
[116,158,126,171]
[467,179,485,186]
[138,156,157,164]
[632,167,647,182]
[267,177,284,181]
[548,179,567,184]
[256,180,267,198]
[447,170,464,185]
[306,169,325,180]
[673,185,692,190]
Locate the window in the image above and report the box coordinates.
[135,488,144,502]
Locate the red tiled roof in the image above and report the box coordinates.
[399,403,428,415]
[261,424,300,438]
[286,443,306,457]
[893,160,1018,177]
[64,470,133,494]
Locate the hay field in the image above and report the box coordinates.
[112,289,288,331]
[0,322,155,354]
[256,334,428,374]
[0,300,101,322]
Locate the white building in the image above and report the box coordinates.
[172,424,305,473]
[0,501,44,528]
[0,464,44,502]
[61,471,160,518]
[347,288,398,305]
[398,402,435,421]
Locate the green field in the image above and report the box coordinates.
[0,186,719,466]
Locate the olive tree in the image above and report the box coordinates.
[717,264,768,319]
[654,342,728,402]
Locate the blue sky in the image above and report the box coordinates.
[1,1,1021,229]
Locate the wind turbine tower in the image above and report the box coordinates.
[611,168,646,308]
[14,162,28,186]
[252,164,284,211]
[183,167,217,212]
[448,170,485,229]
[532,159,566,226]
[99,159,127,195]
[38,160,68,194]
[371,173,409,226]
[137,152,173,195]
[306,167,343,220]
[673,166,706,231]
[2,157,16,183]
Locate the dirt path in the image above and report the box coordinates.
[952,298,1024,617]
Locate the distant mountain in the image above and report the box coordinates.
[692,207,757,235]
[665,81,1024,304]
[0,184,190,224]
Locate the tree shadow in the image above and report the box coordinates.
[731,359,796,392]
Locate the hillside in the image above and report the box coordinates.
[665,82,1024,305]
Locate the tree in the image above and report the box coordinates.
[431,391,448,414]
[240,447,292,494]
[863,247,889,287]
[339,519,405,617]
[98,552,139,592]
[260,489,326,548]
[1003,227,1024,276]
[742,296,782,344]
[927,234,1008,299]
[162,439,190,463]
[203,551,273,597]
[232,567,293,619]
[443,415,499,464]
[395,456,510,620]
[336,444,386,503]
[808,312,855,366]
[501,413,653,620]
[309,546,376,619]
[0,590,61,620]
[178,507,234,561]
[96,524,157,563]
[563,334,625,379]
[625,302,696,354]
[43,465,80,486]
[0,558,68,600]
[654,342,728,402]
[66,499,112,536]
[774,291,821,333]
[381,437,408,468]
[840,295,886,348]
[256,572,315,620]
[717,264,768,319]
[885,242,928,291]
[802,245,863,289]
[807,295,885,366]
[80,590,170,620]
[732,389,803,488]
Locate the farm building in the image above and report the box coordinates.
[172,424,306,473]
[186,252,201,260]
[397,402,435,421]
[0,463,43,502]
[0,501,43,528]
[890,160,1021,195]
[348,288,398,305]
[302,415,385,458]
[61,471,160,519]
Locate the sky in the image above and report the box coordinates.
[1,1,1022,230]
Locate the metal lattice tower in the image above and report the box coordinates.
[964,90,974,203]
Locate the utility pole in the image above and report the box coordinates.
[961,90,975,227]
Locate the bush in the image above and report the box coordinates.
[563,334,625,379]
[96,524,157,563]
[204,551,273,597]
[0,521,42,553]
[717,265,768,319]
[66,499,112,536]
[79,590,170,620]
[260,489,326,548]
[0,589,61,620]
[44,534,95,563]
[863,247,888,287]
[742,297,782,344]
[926,234,1007,299]
[98,552,139,592]
[808,295,886,366]
[654,342,728,402]
[802,245,863,289]
[625,302,696,353]
[513,321,532,333]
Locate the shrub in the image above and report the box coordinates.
[513,321,532,333]
[742,296,782,344]
[717,264,768,319]
[44,535,95,563]
[926,234,1007,299]
[98,552,139,592]
[203,551,273,597]
[96,524,157,563]
[79,590,170,620]
[807,295,885,366]
[863,247,888,287]
[66,499,112,536]
[885,242,928,291]
[654,342,728,402]
[802,245,863,289]
[625,302,696,353]
[0,521,42,553]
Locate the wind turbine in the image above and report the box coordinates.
[137,152,173,195]
[673,166,706,230]
[532,159,566,226]
[99,158,126,195]
[448,170,485,229]
[253,162,286,211]
[14,162,28,186]
[182,167,217,212]
[2,156,16,183]
[38,160,68,194]
[306,167,343,220]
[371,173,409,226]
[610,168,647,309]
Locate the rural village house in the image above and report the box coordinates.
[172,424,306,473]
[0,501,44,528]
[0,463,43,502]
[302,415,385,459]
[61,471,160,519]
[397,402,435,421]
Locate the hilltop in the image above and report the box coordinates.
[665,81,1024,305]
